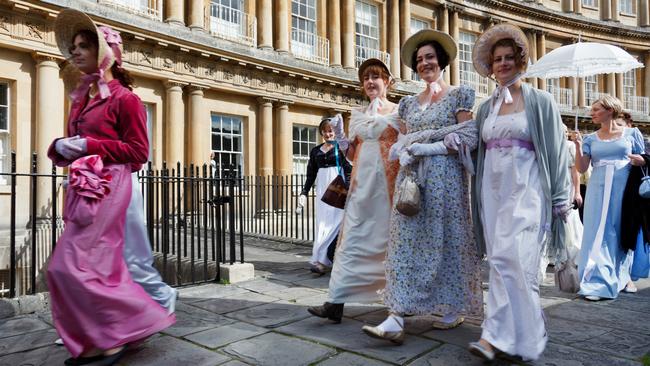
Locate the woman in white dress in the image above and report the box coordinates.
[307,58,401,323]
[468,24,570,362]
[296,117,351,274]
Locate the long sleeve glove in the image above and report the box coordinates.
[55,135,85,161]
[330,114,349,151]
[443,133,461,151]
[399,151,414,167]
[389,134,406,161]
[295,194,307,214]
[407,141,448,157]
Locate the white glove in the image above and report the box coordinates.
[389,134,406,161]
[55,135,85,160]
[399,151,414,167]
[407,141,448,157]
[295,194,307,214]
[443,133,461,151]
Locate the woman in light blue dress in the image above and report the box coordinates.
[574,95,647,301]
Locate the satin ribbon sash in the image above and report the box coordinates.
[582,159,630,282]
[485,138,534,151]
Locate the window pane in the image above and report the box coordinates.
[232,136,240,151]
[0,85,7,106]
[212,134,221,150]
[300,127,308,140]
[293,141,300,154]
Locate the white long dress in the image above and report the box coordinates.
[328,108,400,303]
[480,110,547,360]
[312,165,345,266]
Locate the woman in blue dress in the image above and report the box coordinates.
[573,95,646,300]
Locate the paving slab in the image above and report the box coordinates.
[342,303,386,318]
[184,321,269,349]
[267,286,325,301]
[266,270,323,285]
[570,329,650,360]
[355,309,438,335]
[222,332,335,366]
[0,316,51,339]
[533,342,642,366]
[546,300,650,335]
[420,322,483,348]
[276,316,439,364]
[178,284,249,303]
[119,335,230,366]
[545,316,611,345]
[408,343,505,366]
[315,352,392,366]
[238,279,293,294]
[0,329,59,356]
[0,344,70,366]
[162,302,235,337]
[220,361,251,366]
[292,292,330,307]
[588,293,650,313]
[224,301,312,328]
[191,291,280,314]
[293,275,331,290]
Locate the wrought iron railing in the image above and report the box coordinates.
[547,86,574,112]
[97,0,163,21]
[291,29,330,66]
[626,95,650,117]
[208,3,257,47]
[585,90,607,107]
[355,46,390,69]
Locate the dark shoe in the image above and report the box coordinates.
[64,355,104,366]
[97,346,128,366]
[307,302,344,323]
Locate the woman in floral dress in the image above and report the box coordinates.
[362,29,483,344]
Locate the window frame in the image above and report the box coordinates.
[618,0,635,15]
[581,0,598,9]
[409,18,430,82]
[354,0,380,67]
[292,124,318,176]
[210,113,244,178]
[458,31,489,97]
[0,82,10,185]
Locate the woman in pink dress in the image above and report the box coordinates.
[47,9,175,365]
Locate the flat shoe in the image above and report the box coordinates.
[361,324,404,345]
[432,316,464,330]
[468,341,495,361]
[584,295,601,301]
[623,285,638,293]
[55,338,64,346]
[64,354,104,366]
[97,346,128,366]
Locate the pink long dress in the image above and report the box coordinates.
[47,80,175,358]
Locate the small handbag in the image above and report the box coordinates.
[395,168,421,216]
[554,247,580,293]
[639,166,650,199]
[321,143,348,209]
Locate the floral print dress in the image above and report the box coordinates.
[383,85,484,318]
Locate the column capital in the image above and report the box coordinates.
[32,52,63,65]
[482,16,500,30]
[274,99,293,107]
[186,84,209,94]
[164,80,188,89]
[257,97,276,105]
[533,29,548,36]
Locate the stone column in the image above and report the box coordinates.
[645,53,650,99]
[188,0,205,31]
[606,73,616,96]
[640,0,650,26]
[164,0,184,25]
[611,0,620,21]
[449,7,460,86]
[615,73,624,102]
[578,77,586,108]
[562,0,573,12]
[537,31,547,91]
[165,81,186,166]
[342,0,356,69]
[526,30,538,88]
[187,85,208,166]
[275,0,290,54]
[258,98,274,175]
[601,0,612,20]
[328,0,342,67]
[400,0,411,81]
[574,0,582,14]
[274,101,292,176]
[388,0,400,76]
[438,5,449,83]
[34,54,64,216]
[257,0,273,50]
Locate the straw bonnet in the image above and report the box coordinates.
[400,29,458,70]
[472,23,529,78]
[358,58,394,84]
[55,8,123,72]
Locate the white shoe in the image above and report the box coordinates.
[167,288,178,315]
[468,341,495,361]
[584,295,601,301]
[55,338,64,346]
[623,284,638,293]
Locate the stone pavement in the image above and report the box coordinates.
[1,237,649,366]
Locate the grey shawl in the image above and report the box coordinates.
[471,83,570,258]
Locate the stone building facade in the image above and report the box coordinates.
[0,0,649,294]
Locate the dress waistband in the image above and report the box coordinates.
[592,159,629,169]
[485,138,534,151]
